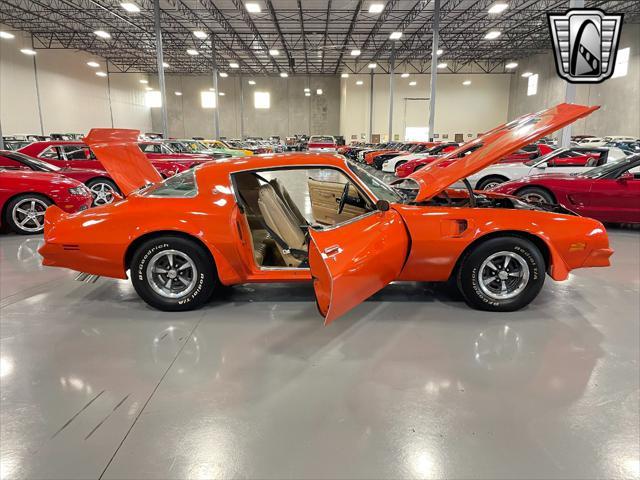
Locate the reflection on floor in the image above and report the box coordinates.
[1,227,639,478]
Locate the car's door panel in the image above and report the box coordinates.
[307,178,366,225]
[582,177,640,223]
[308,208,409,325]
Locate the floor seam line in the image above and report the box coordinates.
[97,312,206,480]
[0,277,75,308]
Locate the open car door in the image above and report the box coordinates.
[308,208,409,325]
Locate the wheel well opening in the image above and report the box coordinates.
[449,231,551,281]
[1,192,54,222]
[124,231,216,271]
[514,185,557,203]
[476,175,509,189]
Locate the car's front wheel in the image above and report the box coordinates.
[517,187,555,204]
[5,194,52,235]
[130,236,217,311]
[457,236,545,311]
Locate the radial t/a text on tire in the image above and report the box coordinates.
[457,236,546,312]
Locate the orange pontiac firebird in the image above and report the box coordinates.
[40,104,612,324]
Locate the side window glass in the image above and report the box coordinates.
[39,146,59,160]
[63,146,88,160]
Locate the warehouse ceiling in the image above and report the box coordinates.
[1,0,639,74]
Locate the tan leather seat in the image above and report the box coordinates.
[269,178,307,227]
[258,184,307,267]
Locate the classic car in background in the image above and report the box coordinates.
[307,135,337,152]
[381,142,460,173]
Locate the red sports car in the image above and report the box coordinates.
[0,169,93,234]
[490,155,640,223]
[18,141,210,179]
[0,150,120,206]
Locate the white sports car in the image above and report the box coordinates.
[381,143,459,173]
[459,146,628,190]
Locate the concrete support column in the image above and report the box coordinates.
[428,0,441,142]
[388,43,395,142]
[211,47,221,139]
[239,74,245,139]
[560,0,585,147]
[153,0,168,138]
[368,71,374,142]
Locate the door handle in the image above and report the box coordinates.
[323,245,342,258]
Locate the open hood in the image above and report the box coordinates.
[84,128,163,196]
[395,103,599,202]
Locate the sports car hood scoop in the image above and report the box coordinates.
[393,103,599,202]
[84,129,163,196]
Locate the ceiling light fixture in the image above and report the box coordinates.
[488,2,508,14]
[341,73,349,78]
[219,92,225,96]
[94,30,111,39]
[145,86,152,91]
[305,92,311,97]
[368,3,384,13]
[219,72,228,77]
[521,71,533,77]
[368,62,377,68]
[316,88,323,95]
[245,2,261,13]
[505,62,518,69]
[96,71,107,77]
[356,80,364,85]
[437,62,447,69]
[186,49,199,56]
[139,79,149,84]
[350,49,361,56]
[20,48,36,55]
[401,72,410,78]
[409,81,417,86]
[462,80,471,85]
[87,61,100,67]
[193,30,208,39]
[163,62,170,68]
[175,91,182,96]
[280,72,288,77]
[0,31,15,39]
[229,62,239,68]
[304,87,310,92]
[484,30,501,39]
[248,80,256,85]
[120,2,140,12]
[389,31,402,40]
[269,49,280,56]
[437,49,443,55]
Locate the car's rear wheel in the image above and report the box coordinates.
[130,236,217,311]
[477,176,507,190]
[86,178,118,206]
[5,194,52,235]
[517,187,555,204]
[457,236,545,311]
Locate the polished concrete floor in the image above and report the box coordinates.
[1,227,639,479]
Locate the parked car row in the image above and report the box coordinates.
[348,136,638,224]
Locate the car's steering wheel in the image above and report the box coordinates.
[338,182,350,214]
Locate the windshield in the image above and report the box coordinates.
[347,162,402,203]
[167,142,192,153]
[525,148,561,167]
[580,156,639,178]
[8,152,61,171]
[141,169,198,197]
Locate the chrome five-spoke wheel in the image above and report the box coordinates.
[478,251,530,300]
[89,181,116,206]
[146,249,197,299]
[12,198,48,233]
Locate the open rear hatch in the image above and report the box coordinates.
[84,128,163,195]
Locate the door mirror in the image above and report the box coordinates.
[376,199,390,211]
[618,172,634,182]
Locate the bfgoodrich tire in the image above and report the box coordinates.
[457,236,545,311]
[130,236,217,311]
